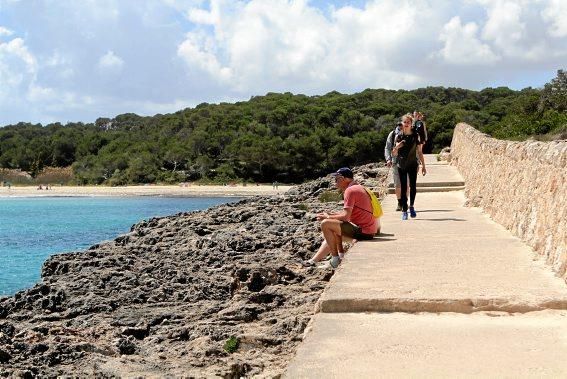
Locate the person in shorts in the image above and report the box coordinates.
[302,167,380,268]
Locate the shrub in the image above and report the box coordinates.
[34,167,74,185]
[223,336,239,354]
[318,190,342,203]
[297,203,309,211]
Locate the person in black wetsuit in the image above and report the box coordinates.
[392,113,426,220]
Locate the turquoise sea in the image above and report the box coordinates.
[0,196,237,296]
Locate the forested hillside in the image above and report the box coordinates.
[1,70,565,185]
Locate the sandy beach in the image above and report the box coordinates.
[0,184,292,198]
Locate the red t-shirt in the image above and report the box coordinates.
[343,184,379,235]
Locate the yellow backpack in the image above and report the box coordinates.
[363,187,383,218]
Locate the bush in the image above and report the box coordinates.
[0,169,32,185]
[35,167,74,185]
[223,336,239,354]
[318,190,342,203]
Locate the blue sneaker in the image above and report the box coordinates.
[409,207,417,218]
[401,211,408,220]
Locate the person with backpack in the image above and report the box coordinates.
[385,121,408,211]
[413,111,428,152]
[301,167,381,268]
[392,114,426,220]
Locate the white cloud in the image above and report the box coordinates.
[542,0,567,37]
[1,0,567,126]
[0,26,13,36]
[0,37,37,97]
[98,50,124,71]
[436,16,499,64]
[27,84,55,102]
[177,31,232,81]
[481,1,524,51]
[0,37,36,71]
[187,6,218,25]
[178,0,440,93]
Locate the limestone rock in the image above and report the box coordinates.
[0,169,388,377]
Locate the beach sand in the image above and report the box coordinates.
[0,184,292,198]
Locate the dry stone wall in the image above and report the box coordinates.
[450,123,567,282]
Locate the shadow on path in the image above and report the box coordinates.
[417,218,466,222]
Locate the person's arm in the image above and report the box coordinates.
[318,188,355,221]
[392,139,404,157]
[385,131,393,166]
[317,209,350,221]
[417,144,426,175]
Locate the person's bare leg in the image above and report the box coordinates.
[395,186,401,200]
[311,240,331,262]
[321,220,340,256]
[336,233,344,255]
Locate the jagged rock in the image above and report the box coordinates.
[0,168,388,377]
[116,336,137,355]
[0,347,11,363]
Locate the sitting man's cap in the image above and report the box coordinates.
[333,167,353,179]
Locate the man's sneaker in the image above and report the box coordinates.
[395,204,402,211]
[401,211,408,220]
[300,259,316,267]
[316,261,334,269]
[329,256,341,268]
[317,256,341,269]
[409,207,417,218]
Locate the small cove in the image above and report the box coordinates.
[0,196,238,295]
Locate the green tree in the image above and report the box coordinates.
[539,69,567,113]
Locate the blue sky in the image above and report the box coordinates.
[0,0,565,126]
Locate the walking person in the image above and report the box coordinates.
[385,121,406,211]
[413,111,429,153]
[392,114,426,220]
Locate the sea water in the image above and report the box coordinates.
[0,196,238,296]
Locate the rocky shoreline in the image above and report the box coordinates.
[0,164,388,378]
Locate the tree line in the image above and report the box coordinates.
[0,70,565,185]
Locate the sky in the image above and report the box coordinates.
[0,0,566,126]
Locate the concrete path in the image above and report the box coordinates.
[285,155,567,378]
[387,154,464,192]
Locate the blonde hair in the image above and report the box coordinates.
[402,113,413,122]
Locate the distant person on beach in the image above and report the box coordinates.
[302,167,380,269]
[392,113,426,220]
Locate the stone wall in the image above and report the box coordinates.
[450,123,567,282]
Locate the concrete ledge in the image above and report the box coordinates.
[285,311,567,378]
[318,297,567,314]
[318,192,567,314]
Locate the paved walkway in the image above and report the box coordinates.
[285,155,567,378]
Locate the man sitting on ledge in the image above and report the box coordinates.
[302,167,380,269]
